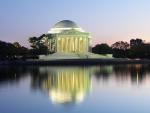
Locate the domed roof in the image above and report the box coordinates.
[53,20,79,28]
[48,20,85,34]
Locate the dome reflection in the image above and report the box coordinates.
[32,67,92,104]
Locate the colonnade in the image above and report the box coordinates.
[56,37,89,53]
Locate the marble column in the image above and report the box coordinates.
[66,38,68,52]
[61,38,63,52]
[77,37,79,52]
[68,38,70,52]
[74,37,75,52]
[57,38,58,52]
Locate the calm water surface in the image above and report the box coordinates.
[0,64,150,113]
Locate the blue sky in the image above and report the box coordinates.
[0,0,150,46]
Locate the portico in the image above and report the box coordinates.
[56,32,89,53]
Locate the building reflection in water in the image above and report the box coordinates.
[1,64,150,104]
[31,66,92,104]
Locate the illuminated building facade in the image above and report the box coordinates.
[42,20,91,53]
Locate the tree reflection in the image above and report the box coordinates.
[113,64,150,84]
[92,65,113,80]
[92,64,150,85]
[0,66,30,84]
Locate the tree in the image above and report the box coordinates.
[130,38,144,47]
[28,34,48,55]
[13,42,21,48]
[111,41,130,58]
[92,43,112,54]
[128,38,147,58]
[0,40,17,59]
[111,41,130,50]
[28,37,39,49]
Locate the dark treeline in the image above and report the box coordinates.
[0,41,38,60]
[0,41,28,60]
[92,38,150,59]
[92,43,112,54]
[0,34,48,60]
[0,37,150,60]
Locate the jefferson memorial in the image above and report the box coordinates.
[42,20,90,53]
[40,20,111,60]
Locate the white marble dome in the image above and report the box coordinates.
[48,20,85,34]
[53,20,78,28]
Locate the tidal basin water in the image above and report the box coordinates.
[1,64,150,113]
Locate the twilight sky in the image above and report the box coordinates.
[1,0,150,47]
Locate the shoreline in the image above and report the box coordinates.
[0,58,150,66]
